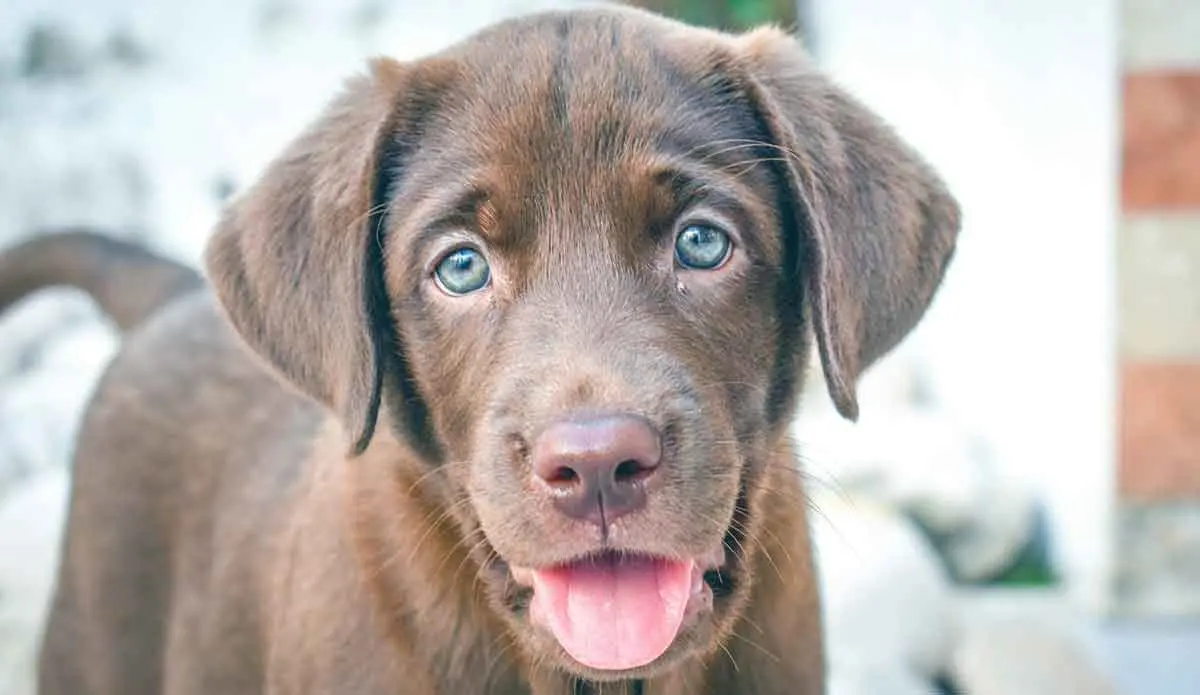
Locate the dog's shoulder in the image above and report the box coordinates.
[77,287,326,517]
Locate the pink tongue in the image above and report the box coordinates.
[529,555,693,671]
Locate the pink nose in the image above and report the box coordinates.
[530,414,662,526]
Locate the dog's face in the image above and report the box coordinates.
[205,7,958,682]
[388,22,795,675]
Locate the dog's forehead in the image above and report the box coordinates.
[422,9,743,158]
[395,11,770,237]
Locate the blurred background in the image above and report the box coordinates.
[0,0,1193,694]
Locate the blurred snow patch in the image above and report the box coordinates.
[0,316,117,498]
[796,347,1040,583]
[814,494,957,691]
[0,468,70,695]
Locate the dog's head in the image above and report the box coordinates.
[205,6,958,682]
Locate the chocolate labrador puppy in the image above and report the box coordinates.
[2,5,959,694]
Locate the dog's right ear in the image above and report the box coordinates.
[204,58,433,456]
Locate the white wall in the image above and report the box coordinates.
[807,0,1119,612]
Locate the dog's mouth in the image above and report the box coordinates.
[478,475,749,676]
[507,546,727,672]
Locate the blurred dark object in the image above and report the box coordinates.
[20,22,152,80]
[20,24,88,80]
[986,502,1059,587]
[910,499,1060,588]
[105,30,152,68]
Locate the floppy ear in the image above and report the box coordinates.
[733,28,961,421]
[204,57,419,455]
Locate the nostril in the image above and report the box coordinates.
[545,465,579,485]
[614,458,655,483]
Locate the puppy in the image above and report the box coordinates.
[2,6,959,694]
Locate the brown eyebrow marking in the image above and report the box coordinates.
[476,197,501,239]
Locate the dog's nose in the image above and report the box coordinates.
[531,414,662,526]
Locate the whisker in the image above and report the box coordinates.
[371,495,473,580]
[730,629,782,664]
[719,641,740,673]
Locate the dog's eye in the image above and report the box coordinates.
[434,248,491,295]
[674,224,731,270]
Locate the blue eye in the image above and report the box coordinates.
[434,248,491,295]
[674,224,731,270]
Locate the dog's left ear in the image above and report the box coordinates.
[731,27,961,421]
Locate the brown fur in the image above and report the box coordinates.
[8,7,960,694]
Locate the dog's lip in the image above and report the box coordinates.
[508,545,726,587]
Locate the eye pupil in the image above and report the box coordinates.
[435,248,491,295]
[675,224,731,270]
